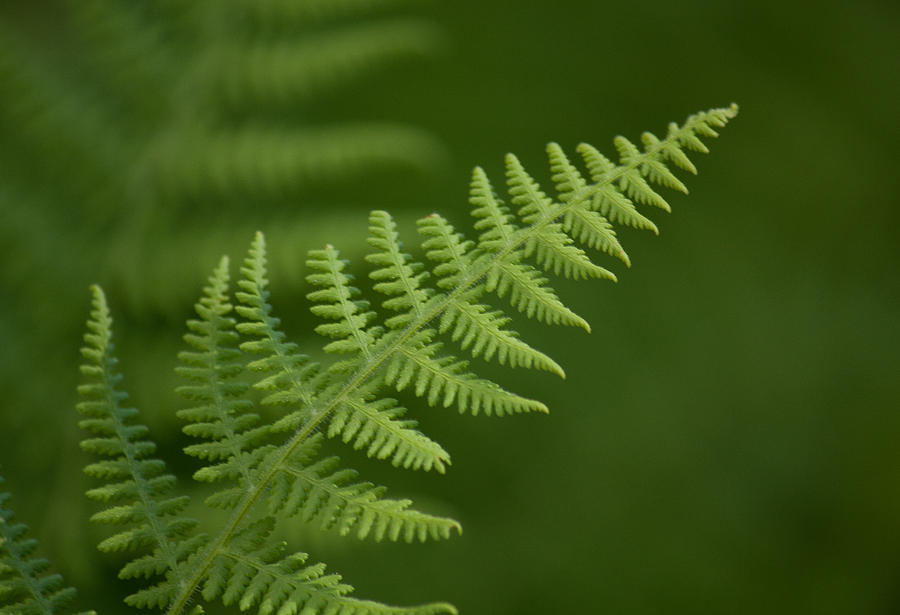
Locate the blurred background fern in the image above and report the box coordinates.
[1,1,899,614]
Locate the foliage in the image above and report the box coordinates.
[0,0,443,483]
[0,106,738,613]
[0,478,94,615]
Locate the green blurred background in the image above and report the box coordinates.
[2,0,899,613]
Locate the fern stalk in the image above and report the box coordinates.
[163,104,737,615]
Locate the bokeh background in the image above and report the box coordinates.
[1,0,899,613]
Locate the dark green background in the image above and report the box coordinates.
[2,1,899,613]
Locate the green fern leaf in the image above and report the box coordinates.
[0,478,94,615]
[218,19,442,109]
[156,124,444,204]
[73,105,736,615]
[77,286,206,608]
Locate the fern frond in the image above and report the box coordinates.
[78,286,205,609]
[0,478,94,615]
[97,105,736,615]
[218,19,441,109]
[154,124,443,203]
